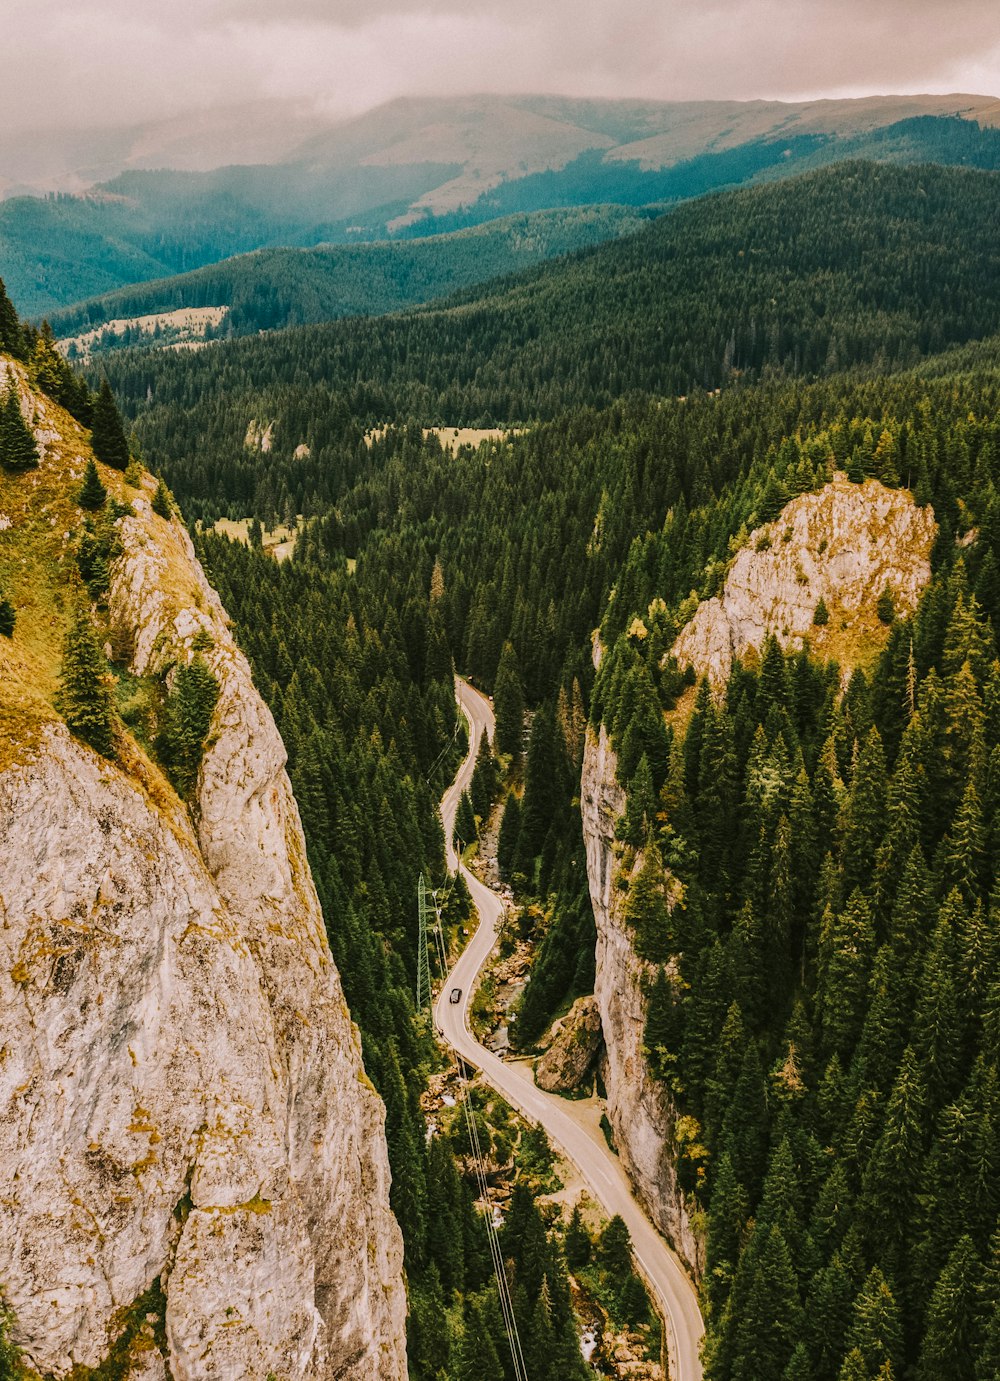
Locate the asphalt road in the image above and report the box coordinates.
[434,677,705,1381]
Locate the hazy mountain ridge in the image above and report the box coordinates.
[2,92,999,317]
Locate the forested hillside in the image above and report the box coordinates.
[97,162,1000,512]
[590,378,1000,1378]
[0,276,606,1378]
[191,358,1000,1381]
[46,207,651,350]
[195,361,1000,1381]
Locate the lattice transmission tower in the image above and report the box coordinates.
[416,874,436,1015]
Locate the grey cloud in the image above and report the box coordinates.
[2,0,997,136]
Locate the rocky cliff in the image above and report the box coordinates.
[0,360,406,1379]
[582,476,937,1288]
[581,725,703,1279]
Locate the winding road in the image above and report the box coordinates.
[434,678,704,1381]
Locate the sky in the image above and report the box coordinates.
[4,0,999,133]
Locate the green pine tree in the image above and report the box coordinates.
[843,1267,903,1379]
[89,378,130,470]
[57,605,116,757]
[406,1262,451,1377]
[155,654,219,797]
[816,890,875,1061]
[976,1221,1000,1381]
[0,586,14,638]
[782,1342,813,1381]
[470,730,499,821]
[151,476,173,519]
[839,727,887,899]
[916,1236,983,1381]
[493,640,525,756]
[622,751,657,845]
[624,847,672,963]
[729,1225,804,1381]
[518,703,561,861]
[454,790,477,848]
[455,1295,505,1381]
[0,386,39,471]
[599,1215,633,1279]
[78,458,107,511]
[564,1204,591,1271]
[497,792,522,877]
[0,275,25,357]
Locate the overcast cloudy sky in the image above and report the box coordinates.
[5,0,999,132]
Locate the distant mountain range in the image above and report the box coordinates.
[3,92,999,317]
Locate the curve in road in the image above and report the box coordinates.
[434,677,705,1381]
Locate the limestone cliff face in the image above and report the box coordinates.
[583,478,937,1287]
[581,726,702,1280]
[672,475,936,685]
[0,447,406,1375]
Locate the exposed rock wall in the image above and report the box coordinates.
[0,479,406,1376]
[581,726,703,1279]
[583,477,937,1290]
[672,475,936,686]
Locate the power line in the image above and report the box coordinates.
[424,712,462,784]
[457,1060,529,1381]
[427,878,527,1378]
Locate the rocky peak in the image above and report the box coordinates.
[672,474,936,686]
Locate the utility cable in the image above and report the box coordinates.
[457,1058,529,1381]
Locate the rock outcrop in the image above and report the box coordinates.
[672,475,936,685]
[583,477,938,1289]
[581,726,703,1279]
[0,378,406,1378]
[534,996,603,1093]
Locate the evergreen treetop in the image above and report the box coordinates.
[78,458,107,511]
[57,604,116,758]
[0,276,25,359]
[90,378,130,470]
[0,386,39,471]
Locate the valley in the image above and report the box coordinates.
[436,678,704,1379]
[3,93,1000,318]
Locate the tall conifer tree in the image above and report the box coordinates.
[89,378,130,470]
[57,605,116,757]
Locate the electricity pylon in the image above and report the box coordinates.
[416,874,435,1015]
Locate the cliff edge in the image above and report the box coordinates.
[581,724,703,1280]
[0,358,406,1379]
